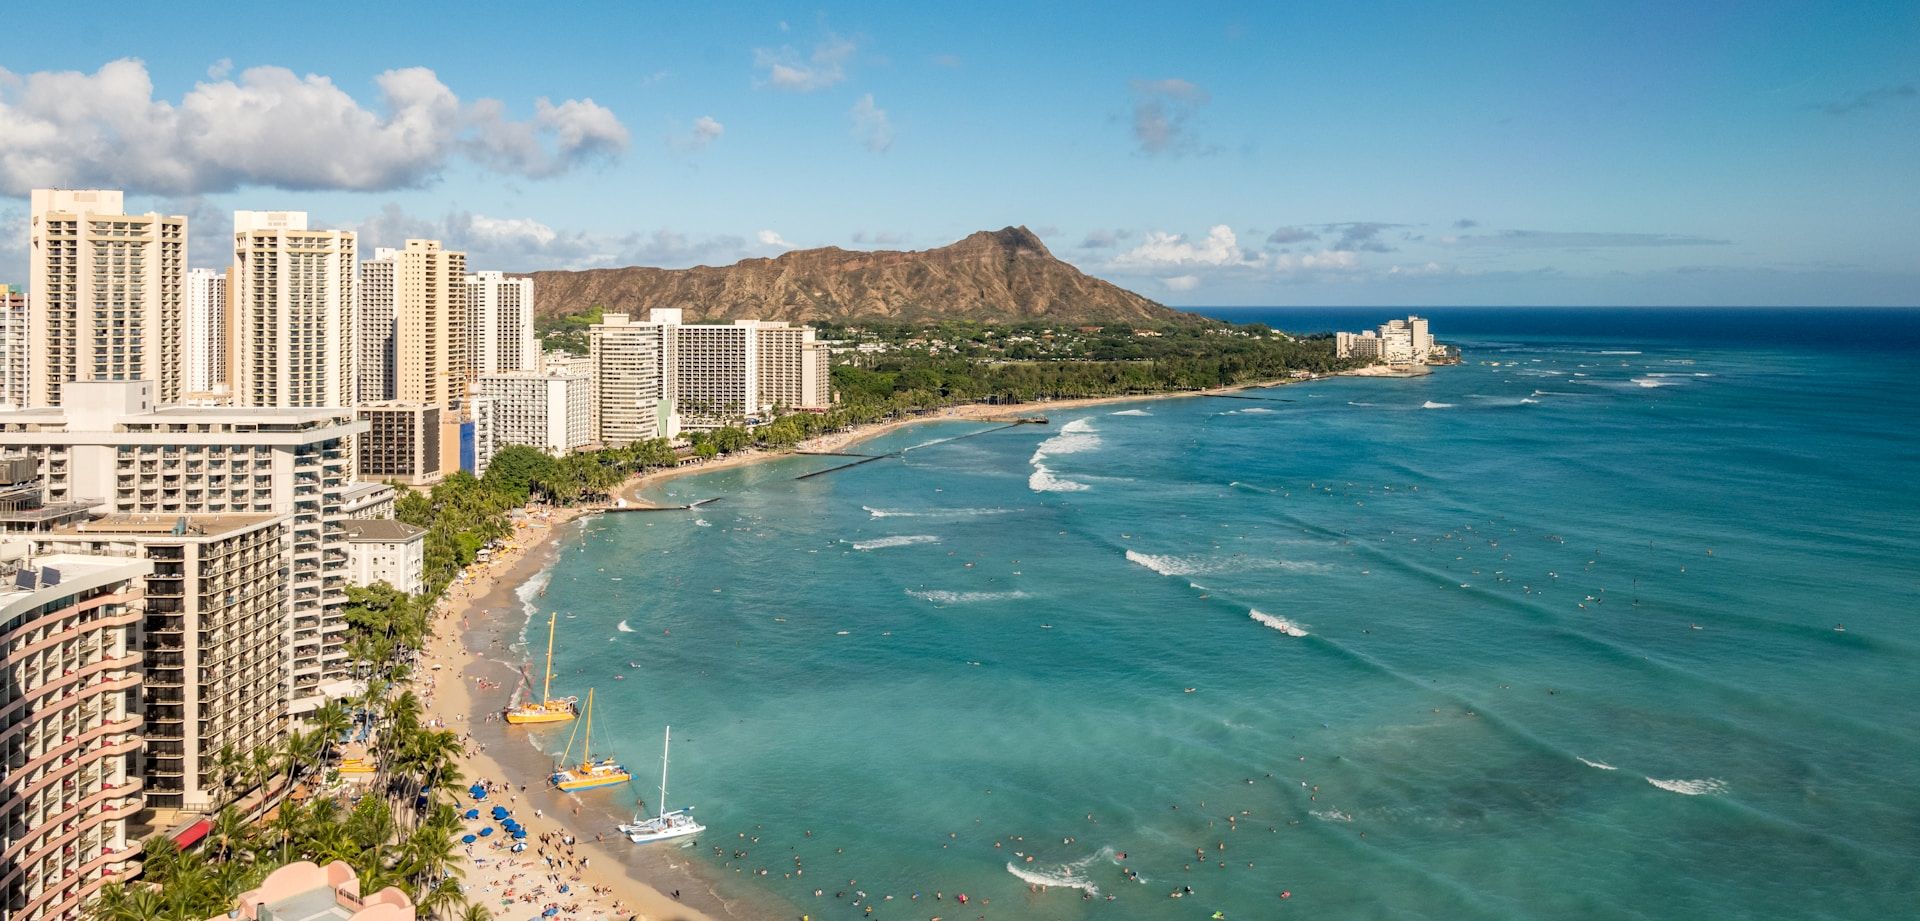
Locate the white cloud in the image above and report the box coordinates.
[670,115,725,152]
[1161,275,1200,291]
[1110,224,1252,270]
[754,33,856,92]
[850,94,893,153]
[355,203,758,272]
[0,58,629,195]
[757,229,792,248]
[206,58,232,80]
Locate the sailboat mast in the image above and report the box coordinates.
[542,612,557,703]
[659,726,670,818]
[581,689,594,765]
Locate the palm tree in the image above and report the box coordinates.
[413,876,465,920]
[459,902,493,921]
[311,699,352,766]
[206,805,254,863]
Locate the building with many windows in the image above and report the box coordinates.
[0,380,366,714]
[0,548,151,921]
[479,370,591,456]
[184,268,227,399]
[587,313,669,445]
[232,212,357,408]
[356,403,442,486]
[37,514,289,816]
[754,323,833,412]
[1336,315,1437,365]
[27,189,188,407]
[341,518,426,595]
[464,272,537,375]
[390,240,469,410]
[0,285,28,410]
[357,249,397,403]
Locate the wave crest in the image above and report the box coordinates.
[1250,609,1309,636]
[906,589,1032,605]
[1645,777,1725,795]
[850,535,941,551]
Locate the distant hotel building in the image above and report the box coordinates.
[479,370,591,456]
[27,189,188,406]
[358,248,399,403]
[341,518,427,595]
[464,272,537,375]
[184,268,228,398]
[587,309,833,442]
[0,380,366,714]
[0,284,25,409]
[1336,315,1437,364]
[232,212,357,408]
[0,548,151,921]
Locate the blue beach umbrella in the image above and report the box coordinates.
[462,834,477,844]
[464,809,479,819]
[478,827,493,837]
[512,829,527,839]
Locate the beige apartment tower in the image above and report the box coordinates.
[390,240,469,410]
[358,250,398,403]
[183,268,228,398]
[0,285,25,409]
[27,189,188,407]
[587,313,669,445]
[232,212,357,408]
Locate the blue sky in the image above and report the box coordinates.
[2,0,1915,305]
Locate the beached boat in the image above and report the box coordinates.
[619,726,705,844]
[549,689,631,791]
[506,611,578,725]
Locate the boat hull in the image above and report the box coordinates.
[505,707,576,725]
[626,822,705,844]
[552,771,631,791]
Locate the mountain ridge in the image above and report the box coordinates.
[527,226,1186,325]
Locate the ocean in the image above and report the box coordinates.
[519,307,1920,920]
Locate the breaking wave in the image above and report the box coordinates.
[1577,757,1617,771]
[1004,848,1118,895]
[1028,418,1100,493]
[1421,401,1456,409]
[863,506,1014,519]
[1110,409,1152,416]
[850,535,941,551]
[693,518,712,527]
[1126,549,1332,577]
[1645,777,1725,795]
[1239,406,1278,414]
[616,620,636,633]
[1631,377,1684,388]
[906,589,1033,605]
[1249,609,1309,636]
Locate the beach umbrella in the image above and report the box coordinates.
[512,829,527,839]
[469,784,486,799]
[462,835,477,844]
[479,827,493,837]
[464,809,479,819]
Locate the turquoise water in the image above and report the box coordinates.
[525,310,1920,920]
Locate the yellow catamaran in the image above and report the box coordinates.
[505,612,577,725]
[548,689,631,791]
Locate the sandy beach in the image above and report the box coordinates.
[413,376,1320,919]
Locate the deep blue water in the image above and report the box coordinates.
[519,308,1920,921]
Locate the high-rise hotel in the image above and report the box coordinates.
[231,212,357,408]
[587,308,833,442]
[26,190,187,406]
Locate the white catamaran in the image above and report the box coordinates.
[619,726,706,844]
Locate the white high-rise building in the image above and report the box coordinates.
[464,271,538,375]
[232,211,357,408]
[0,380,367,714]
[1336,315,1437,364]
[0,284,26,409]
[588,312,669,445]
[358,248,398,403]
[27,189,188,407]
[184,267,228,396]
[480,370,592,456]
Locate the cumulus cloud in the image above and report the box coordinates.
[1109,224,1253,270]
[670,115,725,152]
[850,94,893,152]
[1266,226,1317,245]
[0,58,628,195]
[206,58,232,80]
[1130,78,1210,155]
[1819,83,1916,115]
[756,229,792,248]
[755,33,856,91]
[1161,274,1200,291]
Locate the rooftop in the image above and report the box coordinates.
[341,519,425,542]
[49,512,284,539]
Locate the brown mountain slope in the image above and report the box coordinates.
[527,226,1186,325]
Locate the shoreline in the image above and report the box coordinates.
[416,373,1347,918]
